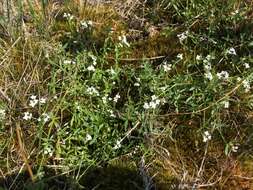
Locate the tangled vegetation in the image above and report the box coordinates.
[0,0,253,189]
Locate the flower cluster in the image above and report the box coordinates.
[86,86,99,96]
[113,93,121,103]
[29,95,47,108]
[177,31,189,42]
[80,20,93,29]
[217,71,229,80]
[87,54,97,72]
[202,54,215,81]
[63,12,74,20]
[143,95,161,110]
[242,80,250,92]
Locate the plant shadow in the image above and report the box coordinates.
[0,164,155,190]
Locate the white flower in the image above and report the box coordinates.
[102,95,108,104]
[144,95,161,110]
[237,77,242,82]
[163,63,172,72]
[0,109,5,119]
[44,147,53,157]
[118,35,130,47]
[110,68,116,75]
[231,144,239,152]
[224,101,229,108]
[204,72,213,80]
[42,113,50,122]
[226,47,236,55]
[40,98,46,104]
[87,86,99,96]
[196,55,202,61]
[30,95,37,100]
[87,65,95,71]
[143,102,150,109]
[86,134,92,141]
[109,110,116,118]
[29,96,39,108]
[244,63,250,69]
[217,71,229,80]
[63,60,73,64]
[23,112,32,120]
[242,80,250,92]
[134,82,140,87]
[203,131,211,142]
[204,63,211,71]
[177,53,183,60]
[113,140,121,150]
[177,31,189,42]
[113,93,121,103]
[231,9,239,16]
[151,95,158,101]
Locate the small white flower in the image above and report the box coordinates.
[204,72,213,80]
[177,53,183,60]
[237,77,242,82]
[23,112,32,120]
[242,80,250,92]
[0,109,5,119]
[113,140,121,150]
[86,134,92,141]
[217,71,229,80]
[177,31,189,42]
[134,82,140,87]
[231,9,239,16]
[244,63,250,69]
[163,63,172,72]
[224,101,229,108]
[81,21,88,28]
[151,95,158,101]
[29,99,38,108]
[30,95,37,100]
[109,110,116,118]
[231,144,239,152]
[63,60,72,64]
[196,55,202,61]
[40,98,46,104]
[87,86,99,96]
[203,131,211,142]
[87,65,95,71]
[42,113,50,122]
[226,47,236,55]
[113,93,120,103]
[143,102,150,109]
[204,63,211,71]
[102,95,108,104]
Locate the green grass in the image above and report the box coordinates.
[0,0,253,189]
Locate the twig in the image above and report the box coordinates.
[107,55,165,62]
[0,37,21,66]
[117,121,140,145]
[0,88,11,103]
[233,175,253,180]
[16,123,34,182]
